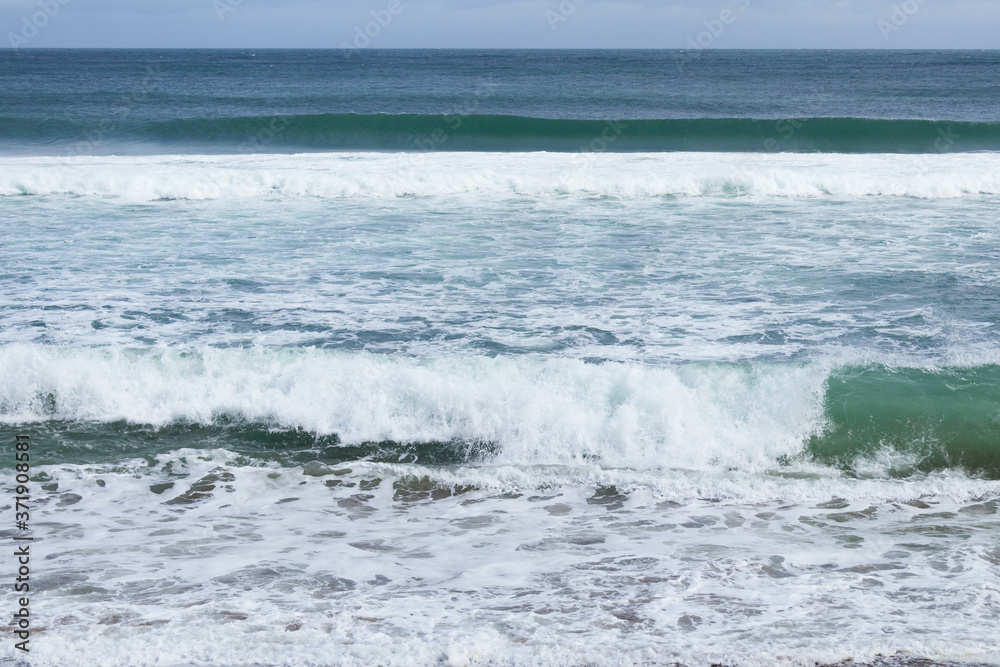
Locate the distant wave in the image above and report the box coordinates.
[3,114,1000,153]
[3,345,999,478]
[3,152,1000,201]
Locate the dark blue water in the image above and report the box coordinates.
[1,49,999,153]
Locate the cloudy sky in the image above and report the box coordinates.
[2,0,999,49]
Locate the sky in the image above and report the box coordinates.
[2,0,999,49]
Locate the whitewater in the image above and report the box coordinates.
[3,147,1000,666]
[3,48,1000,667]
[3,152,1000,200]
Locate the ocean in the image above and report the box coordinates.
[1,49,999,667]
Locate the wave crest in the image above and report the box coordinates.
[4,345,1000,477]
[3,152,1000,201]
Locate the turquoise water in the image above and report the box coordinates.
[1,51,999,667]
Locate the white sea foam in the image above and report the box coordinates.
[4,147,1000,667]
[9,448,1000,667]
[2,152,1000,200]
[0,344,829,472]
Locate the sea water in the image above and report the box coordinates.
[1,50,999,667]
